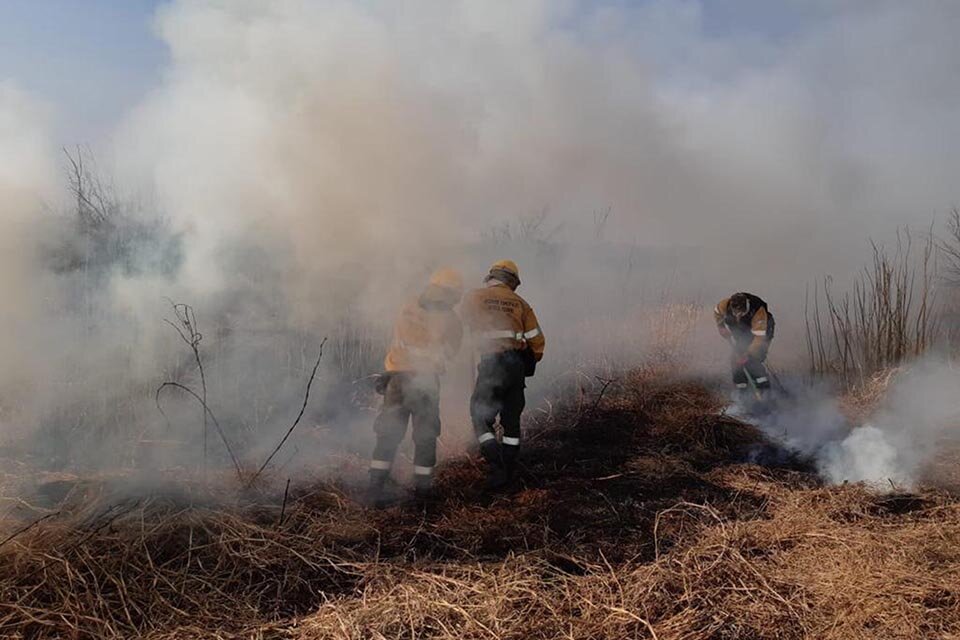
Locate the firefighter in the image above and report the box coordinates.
[714,292,775,400]
[462,260,545,489]
[368,267,463,506]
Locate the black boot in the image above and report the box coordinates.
[479,440,509,490]
[479,438,501,465]
[413,475,437,505]
[485,463,510,490]
[366,470,392,508]
[502,447,520,487]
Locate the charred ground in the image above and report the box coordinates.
[0,368,957,639]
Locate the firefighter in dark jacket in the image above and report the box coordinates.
[461,260,545,489]
[368,267,463,506]
[714,292,775,399]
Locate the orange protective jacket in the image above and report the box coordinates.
[714,296,772,359]
[384,296,462,374]
[461,282,545,361]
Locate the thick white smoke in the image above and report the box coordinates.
[2,1,960,477]
[0,83,58,442]
[819,361,960,489]
[745,361,960,490]
[114,0,960,311]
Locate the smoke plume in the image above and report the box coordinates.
[1,1,959,479]
[0,83,58,442]
[745,361,960,490]
[819,361,960,489]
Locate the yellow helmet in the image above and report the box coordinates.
[428,267,463,295]
[486,259,521,289]
[489,259,519,279]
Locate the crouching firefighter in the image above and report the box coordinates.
[714,292,775,402]
[368,268,463,506]
[462,260,545,490]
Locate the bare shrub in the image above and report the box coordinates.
[48,146,182,280]
[806,228,939,390]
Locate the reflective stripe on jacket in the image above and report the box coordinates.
[714,294,774,359]
[462,281,545,361]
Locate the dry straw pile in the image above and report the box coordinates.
[1,369,958,639]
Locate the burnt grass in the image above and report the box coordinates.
[0,370,824,637]
[319,371,817,565]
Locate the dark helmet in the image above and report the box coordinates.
[729,292,751,318]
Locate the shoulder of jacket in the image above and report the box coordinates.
[745,293,768,308]
[401,298,422,313]
[514,291,534,310]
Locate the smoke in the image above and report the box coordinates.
[0,83,58,441]
[108,0,960,376]
[819,425,908,488]
[745,361,960,490]
[818,361,960,489]
[112,0,960,302]
[1,1,960,479]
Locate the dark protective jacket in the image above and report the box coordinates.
[714,293,775,359]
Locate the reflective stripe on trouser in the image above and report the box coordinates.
[413,464,434,489]
[731,358,771,390]
[371,372,442,478]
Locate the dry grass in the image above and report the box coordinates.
[297,481,960,640]
[647,302,703,368]
[835,366,901,424]
[1,368,958,639]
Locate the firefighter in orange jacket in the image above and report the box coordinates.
[462,260,545,489]
[368,268,463,505]
[714,292,775,398]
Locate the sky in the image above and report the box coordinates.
[0,0,167,142]
[0,0,842,145]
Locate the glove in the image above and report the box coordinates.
[520,346,537,377]
[374,372,392,395]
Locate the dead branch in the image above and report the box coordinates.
[0,512,61,550]
[247,338,327,487]
[163,300,209,464]
[155,382,243,482]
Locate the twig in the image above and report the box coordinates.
[590,376,615,414]
[13,501,141,586]
[571,377,616,430]
[0,512,61,550]
[278,479,291,528]
[247,338,327,487]
[163,301,208,466]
